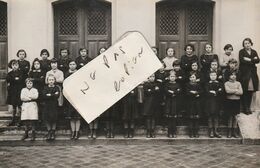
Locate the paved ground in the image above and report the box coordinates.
[0,144,259,168]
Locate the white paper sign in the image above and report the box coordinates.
[63,32,162,123]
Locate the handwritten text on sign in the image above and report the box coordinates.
[63,32,162,123]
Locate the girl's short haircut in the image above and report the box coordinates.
[79,48,88,55]
[205,43,213,49]
[169,70,176,76]
[189,72,197,78]
[68,59,76,64]
[229,72,237,77]
[160,61,166,68]
[60,48,70,55]
[184,44,195,51]
[50,58,58,63]
[228,58,238,64]
[224,44,233,51]
[40,49,50,57]
[209,71,217,75]
[242,38,253,47]
[8,59,19,69]
[166,47,175,54]
[31,58,41,70]
[211,59,219,64]
[16,49,27,58]
[46,74,56,82]
[25,78,33,84]
[172,60,181,66]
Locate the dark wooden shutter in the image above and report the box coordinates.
[0,2,7,109]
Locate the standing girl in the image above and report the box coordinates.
[58,48,72,74]
[42,74,60,140]
[6,60,24,126]
[180,44,199,76]
[205,72,223,138]
[200,43,219,74]
[239,38,259,114]
[224,72,243,138]
[164,71,182,138]
[122,88,139,138]
[64,60,82,140]
[39,49,51,74]
[75,48,92,69]
[219,44,237,73]
[143,74,160,138]
[17,49,30,81]
[162,47,178,72]
[28,58,45,122]
[20,78,39,141]
[186,73,202,138]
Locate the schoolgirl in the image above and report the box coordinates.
[75,48,92,69]
[39,49,51,74]
[180,44,199,75]
[58,48,72,73]
[200,43,219,74]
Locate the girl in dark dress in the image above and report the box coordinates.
[64,60,81,140]
[58,48,72,74]
[42,74,60,141]
[122,88,139,138]
[143,74,160,138]
[180,44,199,75]
[17,49,30,83]
[75,48,92,70]
[39,49,51,74]
[28,58,45,122]
[186,73,202,138]
[239,38,259,114]
[6,60,24,126]
[223,58,240,82]
[164,71,182,138]
[200,43,219,75]
[205,71,223,138]
[205,60,223,83]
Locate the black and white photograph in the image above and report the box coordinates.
[0,0,260,167]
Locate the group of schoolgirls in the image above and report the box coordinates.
[6,38,259,140]
[147,37,259,139]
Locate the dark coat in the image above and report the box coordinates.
[200,54,219,73]
[18,60,30,80]
[143,81,160,117]
[64,71,81,120]
[180,55,199,74]
[239,48,259,91]
[6,70,24,106]
[185,82,202,118]
[164,82,182,118]
[223,68,240,82]
[75,56,92,69]
[204,69,223,83]
[205,80,223,117]
[28,70,45,96]
[122,88,139,120]
[58,57,72,74]
[42,85,60,123]
[39,59,51,74]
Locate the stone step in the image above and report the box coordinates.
[0,135,244,146]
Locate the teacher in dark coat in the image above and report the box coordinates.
[239,38,259,114]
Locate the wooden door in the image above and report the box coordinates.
[54,0,111,59]
[0,2,7,110]
[156,1,213,59]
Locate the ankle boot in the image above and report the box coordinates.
[74,131,79,140]
[172,130,177,138]
[71,131,75,140]
[129,129,134,138]
[227,128,232,138]
[189,128,193,138]
[92,129,97,139]
[110,130,114,138]
[106,129,110,138]
[31,131,36,141]
[232,128,239,138]
[51,130,56,140]
[146,129,151,138]
[214,128,222,138]
[194,128,199,138]
[150,129,155,138]
[124,128,128,138]
[21,130,29,140]
[88,129,93,139]
[46,130,51,141]
[209,128,214,138]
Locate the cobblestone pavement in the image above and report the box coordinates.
[0,144,259,168]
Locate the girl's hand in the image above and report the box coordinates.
[254,57,258,60]
[155,86,159,90]
[244,57,251,61]
[168,90,174,94]
[210,90,216,94]
[190,91,196,94]
[15,77,19,80]
[196,79,200,82]
[46,93,51,96]
[178,76,182,79]
[148,89,151,92]
[218,75,222,79]
[55,92,59,95]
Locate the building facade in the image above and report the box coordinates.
[0,0,260,110]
